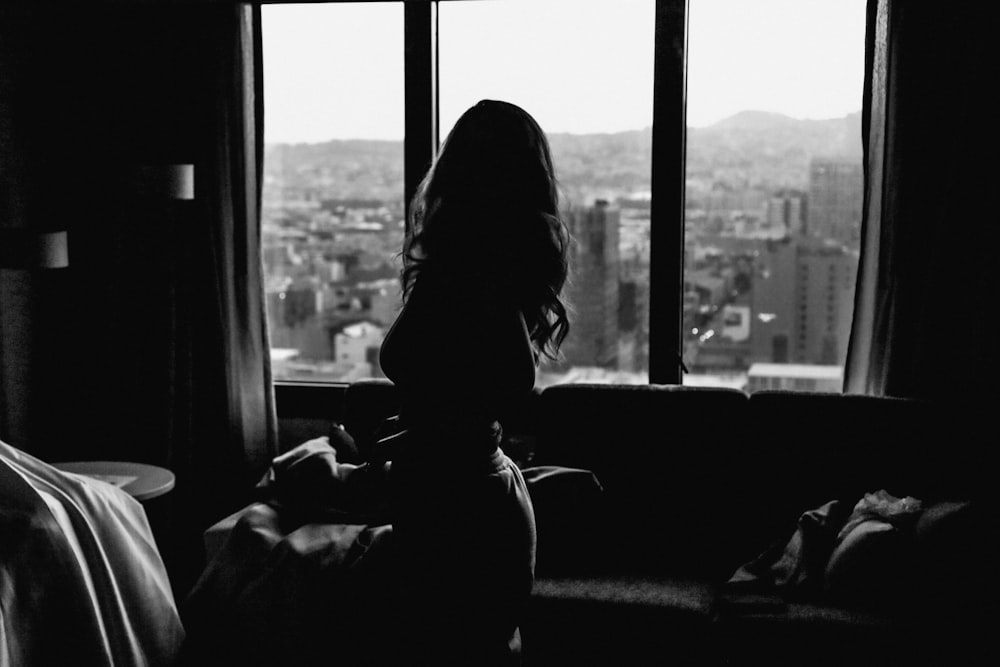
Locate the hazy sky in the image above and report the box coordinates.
[263,0,866,144]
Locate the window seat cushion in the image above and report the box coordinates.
[523,575,719,665]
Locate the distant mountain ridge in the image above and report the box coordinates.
[264,110,863,200]
[689,110,862,157]
[686,110,863,190]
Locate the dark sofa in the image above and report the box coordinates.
[334,379,999,666]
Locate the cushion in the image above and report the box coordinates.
[525,576,717,666]
[824,519,907,608]
[909,500,982,612]
[913,500,974,553]
[530,575,716,615]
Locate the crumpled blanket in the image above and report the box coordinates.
[182,503,393,666]
[726,489,925,609]
[182,435,394,667]
[185,429,544,666]
[729,498,848,598]
[253,432,391,524]
[837,489,923,540]
[0,440,184,667]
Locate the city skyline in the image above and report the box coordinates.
[262,107,864,147]
[263,110,865,388]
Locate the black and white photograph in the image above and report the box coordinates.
[2,1,998,665]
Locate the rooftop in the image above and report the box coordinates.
[748,363,843,379]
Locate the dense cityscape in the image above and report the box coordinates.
[262,109,863,392]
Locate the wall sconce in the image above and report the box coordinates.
[132,164,195,200]
[0,165,193,270]
[0,230,69,270]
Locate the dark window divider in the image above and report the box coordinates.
[649,0,688,385]
[404,0,438,219]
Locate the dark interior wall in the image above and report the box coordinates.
[0,7,79,454]
[1,5,218,464]
[62,8,202,466]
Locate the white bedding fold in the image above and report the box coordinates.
[1,440,184,667]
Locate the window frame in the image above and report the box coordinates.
[265,0,688,388]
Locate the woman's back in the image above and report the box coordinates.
[378,99,568,665]
[379,270,536,430]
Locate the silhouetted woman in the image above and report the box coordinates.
[378,99,570,666]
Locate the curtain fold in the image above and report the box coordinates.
[845,0,1000,399]
[843,0,892,396]
[197,2,278,490]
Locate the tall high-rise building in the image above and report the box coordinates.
[560,200,620,369]
[750,239,797,364]
[807,158,863,247]
[752,238,857,366]
[766,193,805,236]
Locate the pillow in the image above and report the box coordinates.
[522,466,605,576]
[909,500,981,610]
[824,518,908,608]
[913,500,975,551]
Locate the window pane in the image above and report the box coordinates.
[439,0,655,387]
[683,0,866,392]
[262,3,404,382]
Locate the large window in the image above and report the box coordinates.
[262,0,865,392]
[262,2,404,382]
[682,0,866,391]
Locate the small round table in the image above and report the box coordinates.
[52,461,175,502]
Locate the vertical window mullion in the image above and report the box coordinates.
[404,0,438,220]
[649,0,688,384]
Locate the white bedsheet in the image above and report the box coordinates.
[1,440,184,666]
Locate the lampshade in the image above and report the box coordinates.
[0,230,69,269]
[132,164,195,200]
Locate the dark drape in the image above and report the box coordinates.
[0,3,276,594]
[0,6,69,451]
[845,0,1000,399]
[168,3,277,590]
[185,2,277,504]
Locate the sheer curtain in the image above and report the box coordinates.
[845,0,1000,399]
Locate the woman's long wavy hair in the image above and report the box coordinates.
[402,100,570,360]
